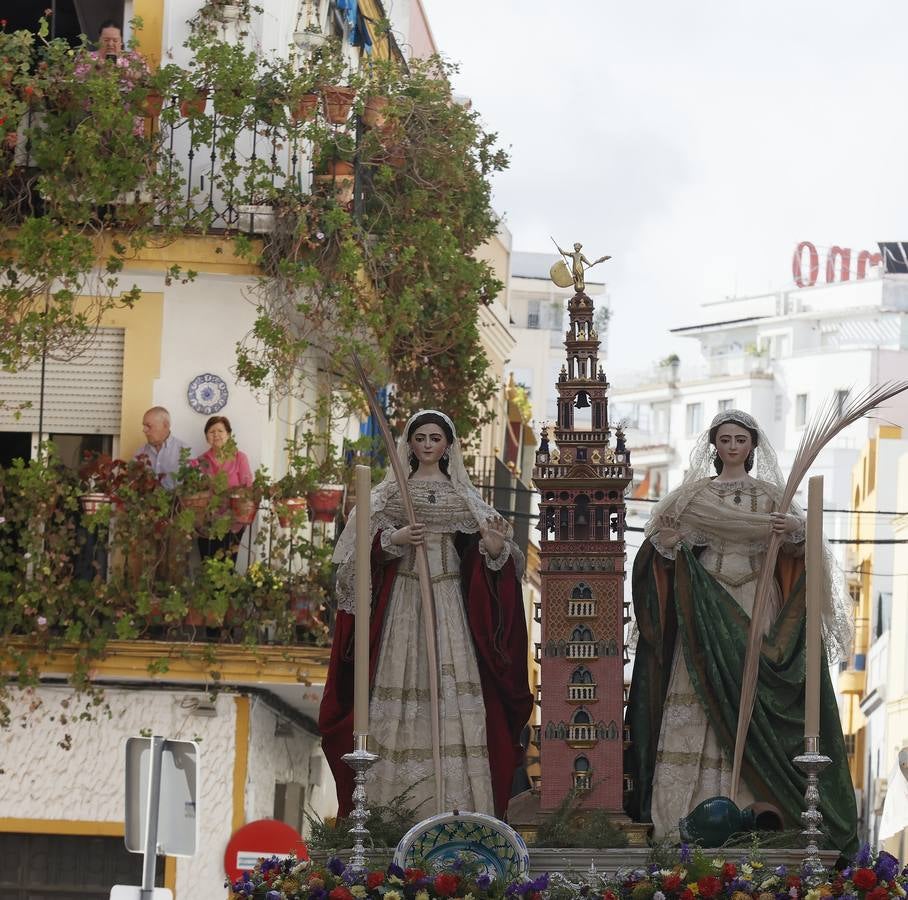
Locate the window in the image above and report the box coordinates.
[717,398,733,412]
[795,394,808,428]
[685,402,702,436]
[835,389,849,416]
[527,302,540,329]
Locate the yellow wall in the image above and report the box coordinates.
[95,292,163,456]
[133,0,164,68]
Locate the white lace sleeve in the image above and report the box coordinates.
[479,539,512,571]
[380,526,406,558]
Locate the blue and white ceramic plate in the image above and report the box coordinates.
[393,811,530,882]
[187,373,229,415]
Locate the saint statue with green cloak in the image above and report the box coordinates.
[624,409,858,853]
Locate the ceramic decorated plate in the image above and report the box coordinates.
[187,373,229,415]
[393,811,530,882]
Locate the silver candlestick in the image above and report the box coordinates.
[793,735,832,873]
[342,733,378,873]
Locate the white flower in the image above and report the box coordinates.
[654,892,666,900]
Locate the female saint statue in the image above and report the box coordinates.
[624,409,857,852]
[320,410,533,820]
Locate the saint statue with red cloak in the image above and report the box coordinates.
[319,410,533,821]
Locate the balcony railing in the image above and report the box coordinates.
[0,454,334,652]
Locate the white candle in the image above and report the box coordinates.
[353,465,371,736]
[805,475,823,739]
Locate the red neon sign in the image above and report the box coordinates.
[793,241,881,288]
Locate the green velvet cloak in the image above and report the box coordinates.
[624,540,858,854]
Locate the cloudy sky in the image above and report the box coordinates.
[419,0,908,372]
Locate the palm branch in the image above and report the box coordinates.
[730,381,908,800]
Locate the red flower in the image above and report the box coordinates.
[698,876,723,898]
[787,877,803,890]
[603,892,619,900]
[367,872,385,890]
[434,873,460,897]
[405,868,426,883]
[329,888,354,900]
[722,864,738,882]
[663,875,683,892]
[853,870,878,891]
[866,888,889,900]
[680,890,696,900]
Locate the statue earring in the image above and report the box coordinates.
[442,449,450,461]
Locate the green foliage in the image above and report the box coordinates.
[0,448,332,727]
[532,787,629,849]
[304,783,426,852]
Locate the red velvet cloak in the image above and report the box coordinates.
[318,531,533,819]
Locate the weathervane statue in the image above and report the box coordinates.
[550,238,611,292]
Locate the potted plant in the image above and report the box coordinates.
[229,485,258,525]
[175,461,212,526]
[321,84,356,125]
[77,453,118,515]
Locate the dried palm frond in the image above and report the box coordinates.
[350,352,443,813]
[731,381,908,800]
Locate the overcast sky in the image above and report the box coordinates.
[419,0,908,372]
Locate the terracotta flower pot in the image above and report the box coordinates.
[79,492,113,515]
[291,92,319,123]
[306,485,344,523]
[179,88,208,118]
[229,492,258,525]
[361,94,388,129]
[181,490,211,526]
[313,173,354,205]
[143,90,165,118]
[274,496,307,528]
[325,158,354,177]
[321,85,355,125]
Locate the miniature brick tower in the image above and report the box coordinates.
[531,286,633,812]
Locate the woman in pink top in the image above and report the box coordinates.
[195,415,253,561]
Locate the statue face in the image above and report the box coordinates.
[714,422,753,468]
[409,424,449,465]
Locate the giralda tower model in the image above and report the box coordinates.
[531,283,633,812]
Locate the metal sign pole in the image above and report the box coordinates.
[140,736,165,900]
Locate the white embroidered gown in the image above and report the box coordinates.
[650,476,802,839]
[366,479,507,817]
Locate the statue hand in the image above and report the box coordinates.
[655,514,683,549]
[391,523,426,546]
[770,512,801,535]
[479,515,507,558]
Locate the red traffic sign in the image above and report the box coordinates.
[224,819,309,884]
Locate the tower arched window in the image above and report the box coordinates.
[572,708,591,725]
[571,625,594,643]
[570,666,593,684]
[571,582,593,600]
[574,755,590,772]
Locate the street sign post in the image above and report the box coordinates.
[115,735,199,900]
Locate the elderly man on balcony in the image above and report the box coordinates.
[135,406,189,490]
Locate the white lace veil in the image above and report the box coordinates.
[333,409,525,614]
[645,408,853,663]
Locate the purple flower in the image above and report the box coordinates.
[310,888,328,900]
[529,874,550,891]
[328,857,347,876]
[680,844,692,863]
[267,892,281,900]
[875,851,899,882]
[388,863,406,879]
[506,883,521,896]
[775,867,788,878]
[476,875,492,890]
[855,844,872,868]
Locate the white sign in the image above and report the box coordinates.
[110,887,173,900]
[125,737,199,858]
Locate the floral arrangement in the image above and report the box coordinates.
[578,844,907,900]
[228,846,908,900]
[228,854,548,900]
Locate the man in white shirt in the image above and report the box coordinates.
[135,406,189,489]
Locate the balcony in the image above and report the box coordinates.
[0,454,334,679]
[567,641,598,659]
[568,600,595,617]
[568,684,596,702]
